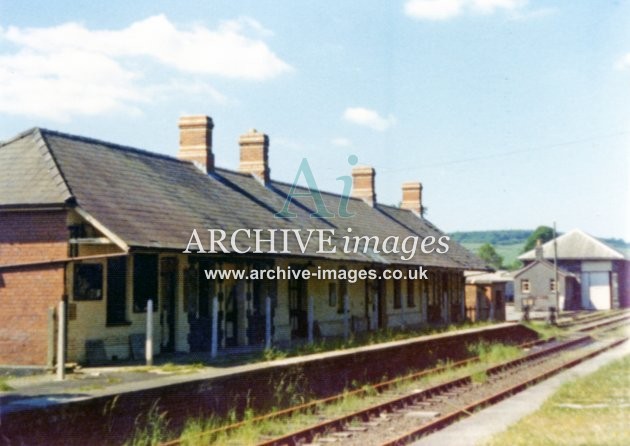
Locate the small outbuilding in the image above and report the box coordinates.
[518,230,629,310]
[464,270,511,322]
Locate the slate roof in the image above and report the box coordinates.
[464,270,514,284]
[0,129,71,207]
[512,258,576,279]
[0,127,488,269]
[519,229,626,261]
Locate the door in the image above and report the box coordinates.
[378,277,387,329]
[160,257,177,353]
[106,257,127,325]
[582,272,611,310]
[289,270,308,338]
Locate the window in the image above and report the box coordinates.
[521,279,530,294]
[407,277,415,307]
[107,257,128,325]
[74,263,103,300]
[133,254,158,312]
[393,279,402,309]
[549,279,556,292]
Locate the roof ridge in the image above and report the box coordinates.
[39,127,188,164]
[514,258,573,277]
[564,228,626,259]
[268,176,375,203]
[0,127,40,148]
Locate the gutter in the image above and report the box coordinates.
[0,252,127,271]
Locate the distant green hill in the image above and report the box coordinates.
[449,229,630,268]
[450,230,532,246]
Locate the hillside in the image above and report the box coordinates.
[450,230,630,267]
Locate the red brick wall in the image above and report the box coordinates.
[0,210,68,365]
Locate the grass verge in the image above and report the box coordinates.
[0,376,13,392]
[484,354,630,446]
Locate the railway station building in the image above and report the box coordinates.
[0,115,488,366]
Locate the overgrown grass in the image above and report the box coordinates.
[271,321,496,362]
[127,339,526,445]
[0,376,13,392]
[134,362,207,375]
[471,370,488,384]
[468,341,523,363]
[124,403,169,446]
[484,355,630,446]
[523,321,566,340]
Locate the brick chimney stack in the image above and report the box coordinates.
[401,181,423,215]
[239,129,270,185]
[178,115,214,174]
[535,239,544,261]
[351,166,376,206]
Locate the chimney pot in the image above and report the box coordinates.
[401,181,423,215]
[351,165,376,206]
[178,115,214,174]
[239,129,270,184]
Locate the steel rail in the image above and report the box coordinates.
[158,337,550,446]
[253,335,595,446]
[380,336,627,446]
[576,314,630,332]
[159,313,627,446]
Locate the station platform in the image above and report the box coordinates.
[0,322,535,445]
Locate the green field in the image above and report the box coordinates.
[458,242,524,269]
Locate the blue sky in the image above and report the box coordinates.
[1,1,629,239]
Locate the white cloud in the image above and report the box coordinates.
[404,0,464,20]
[404,0,528,21]
[331,137,352,147]
[614,53,630,71]
[0,15,291,121]
[343,107,395,131]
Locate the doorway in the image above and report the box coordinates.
[160,257,177,353]
[289,268,308,339]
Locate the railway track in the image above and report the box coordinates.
[558,309,629,330]
[254,335,624,446]
[159,313,628,446]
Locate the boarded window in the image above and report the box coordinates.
[107,257,127,324]
[74,263,103,300]
[133,254,158,312]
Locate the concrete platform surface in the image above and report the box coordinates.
[412,340,629,446]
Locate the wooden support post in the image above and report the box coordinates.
[47,307,55,370]
[265,296,272,350]
[372,291,379,331]
[56,301,66,381]
[145,299,153,366]
[307,295,314,344]
[343,294,350,340]
[211,296,219,358]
